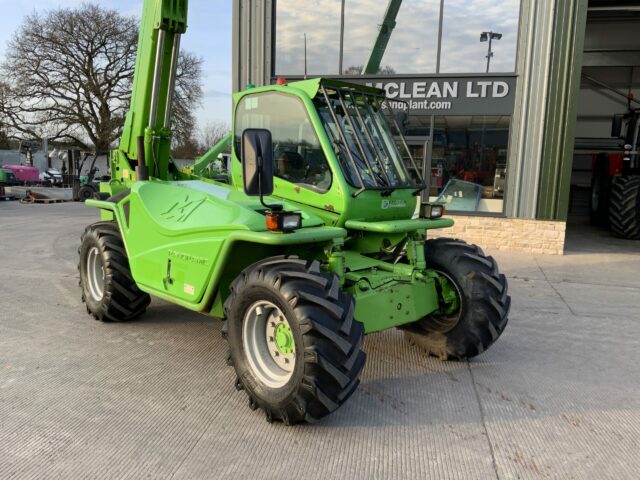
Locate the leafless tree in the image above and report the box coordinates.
[198,121,231,151]
[0,127,10,150]
[0,84,11,149]
[0,3,202,152]
[343,65,396,75]
[172,52,203,149]
[172,121,230,160]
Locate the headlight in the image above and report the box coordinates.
[420,203,445,220]
[266,212,302,232]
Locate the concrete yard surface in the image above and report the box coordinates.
[1,202,639,479]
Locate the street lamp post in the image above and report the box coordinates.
[339,0,345,75]
[480,31,502,73]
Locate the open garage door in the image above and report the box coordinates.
[568,1,640,248]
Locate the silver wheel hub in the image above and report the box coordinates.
[86,246,105,302]
[242,300,296,388]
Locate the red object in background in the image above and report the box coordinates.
[431,167,443,188]
[589,153,624,177]
[462,171,476,182]
[2,164,40,183]
[608,153,623,176]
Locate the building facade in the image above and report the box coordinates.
[232,0,594,254]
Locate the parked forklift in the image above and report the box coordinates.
[590,109,640,239]
[78,0,510,424]
[67,150,104,201]
[0,167,17,200]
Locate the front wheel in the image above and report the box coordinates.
[403,238,510,360]
[223,257,366,424]
[78,222,150,322]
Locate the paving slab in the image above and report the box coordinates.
[0,202,639,479]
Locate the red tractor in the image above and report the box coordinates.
[590,109,640,239]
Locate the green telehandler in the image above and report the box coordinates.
[79,0,510,424]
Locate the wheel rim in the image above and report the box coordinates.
[242,300,296,388]
[428,271,463,333]
[86,246,105,302]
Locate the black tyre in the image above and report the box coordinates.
[78,185,96,201]
[403,238,510,360]
[609,175,640,240]
[590,153,611,227]
[223,256,366,424]
[78,222,150,322]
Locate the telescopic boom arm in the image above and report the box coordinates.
[117,0,188,181]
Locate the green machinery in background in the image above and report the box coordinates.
[363,0,403,75]
[0,168,17,186]
[78,0,510,424]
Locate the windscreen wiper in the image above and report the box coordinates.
[333,138,393,190]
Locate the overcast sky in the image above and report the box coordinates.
[0,0,233,127]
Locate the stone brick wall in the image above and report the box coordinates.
[428,215,566,255]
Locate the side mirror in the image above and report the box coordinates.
[611,114,623,138]
[242,128,274,197]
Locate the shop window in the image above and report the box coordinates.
[275,0,342,75]
[275,0,440,76]
[429,115,510,213]
[340,0,440,75]
[440,0,520,73]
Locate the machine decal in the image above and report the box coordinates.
[161,196,205,223]
[381,199,407,209]
[168,249,208,266]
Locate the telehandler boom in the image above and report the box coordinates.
[79,0,510,424]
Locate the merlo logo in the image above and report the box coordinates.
[161,195,205,223]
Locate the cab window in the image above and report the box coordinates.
[234,92,332,193]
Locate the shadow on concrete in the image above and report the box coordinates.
[564,215,640,255]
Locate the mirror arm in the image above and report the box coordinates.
[257,153,282,212]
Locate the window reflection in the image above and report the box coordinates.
[276,0,520,75]
[276,0,439,75]
[275,0,342,75]
[440,0,519,73]
[341,0,440,75]
[430,115,510,212]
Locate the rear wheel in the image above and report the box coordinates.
[78,222,150,322]
[609,175,640,239]
[223,256,366,424]
[403,238,510,360]
[590,154,611,227]
[78,185,96,201]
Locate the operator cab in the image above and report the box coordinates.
[233,80,424,193]
[230,79,430,225]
